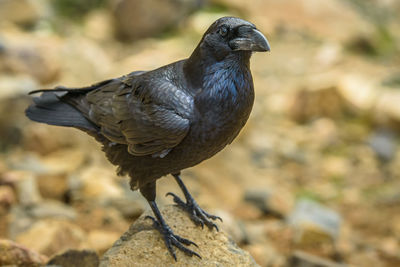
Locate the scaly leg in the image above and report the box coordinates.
[140,182,201,261]
[166,173,222,231]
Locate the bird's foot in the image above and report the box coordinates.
[166,192,222,231]
[145,215,201,261]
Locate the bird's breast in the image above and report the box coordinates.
[189,66,254,153]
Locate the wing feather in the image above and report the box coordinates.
[86,73,192,157]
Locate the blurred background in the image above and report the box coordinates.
[0,0,400,266]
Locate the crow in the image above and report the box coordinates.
[25,17,270,260]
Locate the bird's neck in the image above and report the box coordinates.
[183,45,252,91]
[184,46,254,117]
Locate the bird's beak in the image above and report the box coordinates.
[229,27,270,52]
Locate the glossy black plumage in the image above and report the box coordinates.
[25,17,270,260]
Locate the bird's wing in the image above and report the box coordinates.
[86,73,192,158]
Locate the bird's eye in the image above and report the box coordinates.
[219,26,228,37]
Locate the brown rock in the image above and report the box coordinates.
[0,185,16,209]
[112,0,202,40]
[47,249,99,267]
[210,0,373,43]
[37,173,68,201]
[244,187,294,218]
[245,243,285,267]
[288,86,347,123]
[16,219,87,257]
[22,124,92,155]
[0,36,60,84]
[87,230,121,255]
[289,250,346,267]
[288,200,341,247]
[0,0,46,26]
[15,171,42,205]
[74,166,123,201]
[0,239,47,266]
[100,205,260,267]
[40,148,87,175]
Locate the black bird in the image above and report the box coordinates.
[25,17,270,260]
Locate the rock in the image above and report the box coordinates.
[0,0,47,26]
[40,148,87,175]
[72,166,123,202]
[84,10,114,42]
[47,249,99,267]
[16,219,87,257]
[288,86,347,123]
[100,205,260,267]
[187,11,232,36]
[337,74,378,112]
[242,221,268,245]
[288,199,341,246]
[60,38,112,85]
[0,36,61,84]
[309,118,339,149]
[321,156,350,179]
[15,171,42,205]
[0,239,48,266]
[106,192,146,219]
[347,250,386,267]
[0,95,33,150]
[245,243,285,267]
[244,187,294,218]
[8,201,77,239]
[74,206,129,234]
[27,200,77,220]
[368,128,397,162]
[210,0,373,43]
[7,154,49,174]
[87,230,121,255]
[375,89,400,127]
[0,185,16,209]
[214,209,246,244]
[0,75,37,99]
[22,124,91,155]
[233,202,263,220]
[288,250,346,267]
[112,0,203,40]
[37,173,68,201]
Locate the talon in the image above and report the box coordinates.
[145,215,157,223]
[165,192,176,198]
[212,223,219,232]
[175,235,199,248]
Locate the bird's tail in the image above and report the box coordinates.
[25,79,116,131]
[25,90,98,131]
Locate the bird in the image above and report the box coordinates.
[25,16,270,260]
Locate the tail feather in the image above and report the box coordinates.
[28,78,114,95]
[25,92,98,131]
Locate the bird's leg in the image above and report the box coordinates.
[167,173,222,231]
[140,182,201,261]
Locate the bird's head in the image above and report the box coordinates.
[199,17,270,60]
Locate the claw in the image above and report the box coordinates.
[145,215,157,224]
[148,215,201,260]
[165,192,176,198]
[167,191,221,232]
[174,234,199,248]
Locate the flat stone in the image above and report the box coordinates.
[289,250,346,267]
[0,239,47,266]
[16,219,87,257]
[288,199,341,245]
[47,249,99,267]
